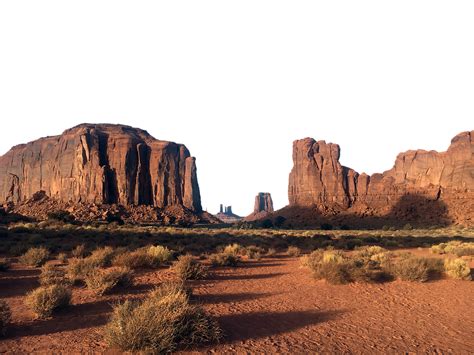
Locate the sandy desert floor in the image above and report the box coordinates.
[0,249,473,354]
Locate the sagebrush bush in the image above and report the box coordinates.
[444,258,472,280]
[431,241,474,257]
[71,244,86,258]
[0,300,11,336]
[388,256,443,282]
[57,252,68,264]
[0,258,10,272]
[209,252,240,267]
[66,257,97,283]
[266,248,277,257]
[40,264,71,286]
[244,246,264,260]
[89,246,115,267]
[112,250,151,269]
[147,245,173,265]
[172,255,208,280]
[25,285,71,318]
[222,243,243,256]
[84,267,133,295]
[287,246,301,257]
[104,283,221,353]
[20,247,50,267]
[356,246,387,258]
[302,249,392,284]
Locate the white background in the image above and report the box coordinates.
[0,1,473,215]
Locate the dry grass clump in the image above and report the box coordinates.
[19,247,50,267]
[39,264,71,286]
[209,252,240,267]
[172,255,208,281]
[0,300,12,336]
[431,241,474,257]
[84,267,134,295]
[387,255,443,282]
[147,245,173,265]
[222,243,243,256]
[244,245,264,260]
[0,258,10,272]
[66,257,97,283]
[89,246,116,267]
[25,285,71,318]
[104,282,221,353]
[112,250,151,269]
[71,244,86,258]
[444,258,472,280]
[266,248,277,257]
[302,249,392,284]
[287,246,301,257]
[112,245,173,269]
[57,252,68,264]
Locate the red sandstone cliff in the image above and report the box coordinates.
[285,131,473,226]
[0,124,202,212]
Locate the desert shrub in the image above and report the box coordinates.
[222,243,243,256]
[389,256,443,282]
[84,267,133,295]
[147,245,173,265]
[312,259,354,285]
[303,250,392,284]
[403,223,413,230]
[19,247,50,267]
[40,264,71,286]
[104,283,221,353]
[112,250,151,269]
[300,250,324,269]
[244,246,264,260]
[209,252,240,267]
[57,252,68,264]
[25,285,71,319]
[286,246,301,257]
[356,246,387,258]
[0,300,11,336]
[66,257,98,283]
[266,248,277,257]
[71,244,86,258]
[150,280,193,299]
[0,258,10,272]
[431,241,474,257]
[89,246,115,267]
[172,255,207,281]
[444,258,472,280]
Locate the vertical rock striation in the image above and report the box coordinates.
[0,124,202,212]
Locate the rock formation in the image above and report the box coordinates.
[0,124,202,213]
[285,131,474,227]
[244,193,274,221]
[216,204,242,224]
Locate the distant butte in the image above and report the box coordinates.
[244,193,274,221]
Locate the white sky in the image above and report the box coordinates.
[0,1,473,216]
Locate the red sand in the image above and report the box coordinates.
[1,253,473,353]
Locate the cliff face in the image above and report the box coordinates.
[0,124,202,212]
[254,193,274,214]
[287,131,473,225]
[244,192,274,222]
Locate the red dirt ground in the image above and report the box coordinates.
[0,252,473,354]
